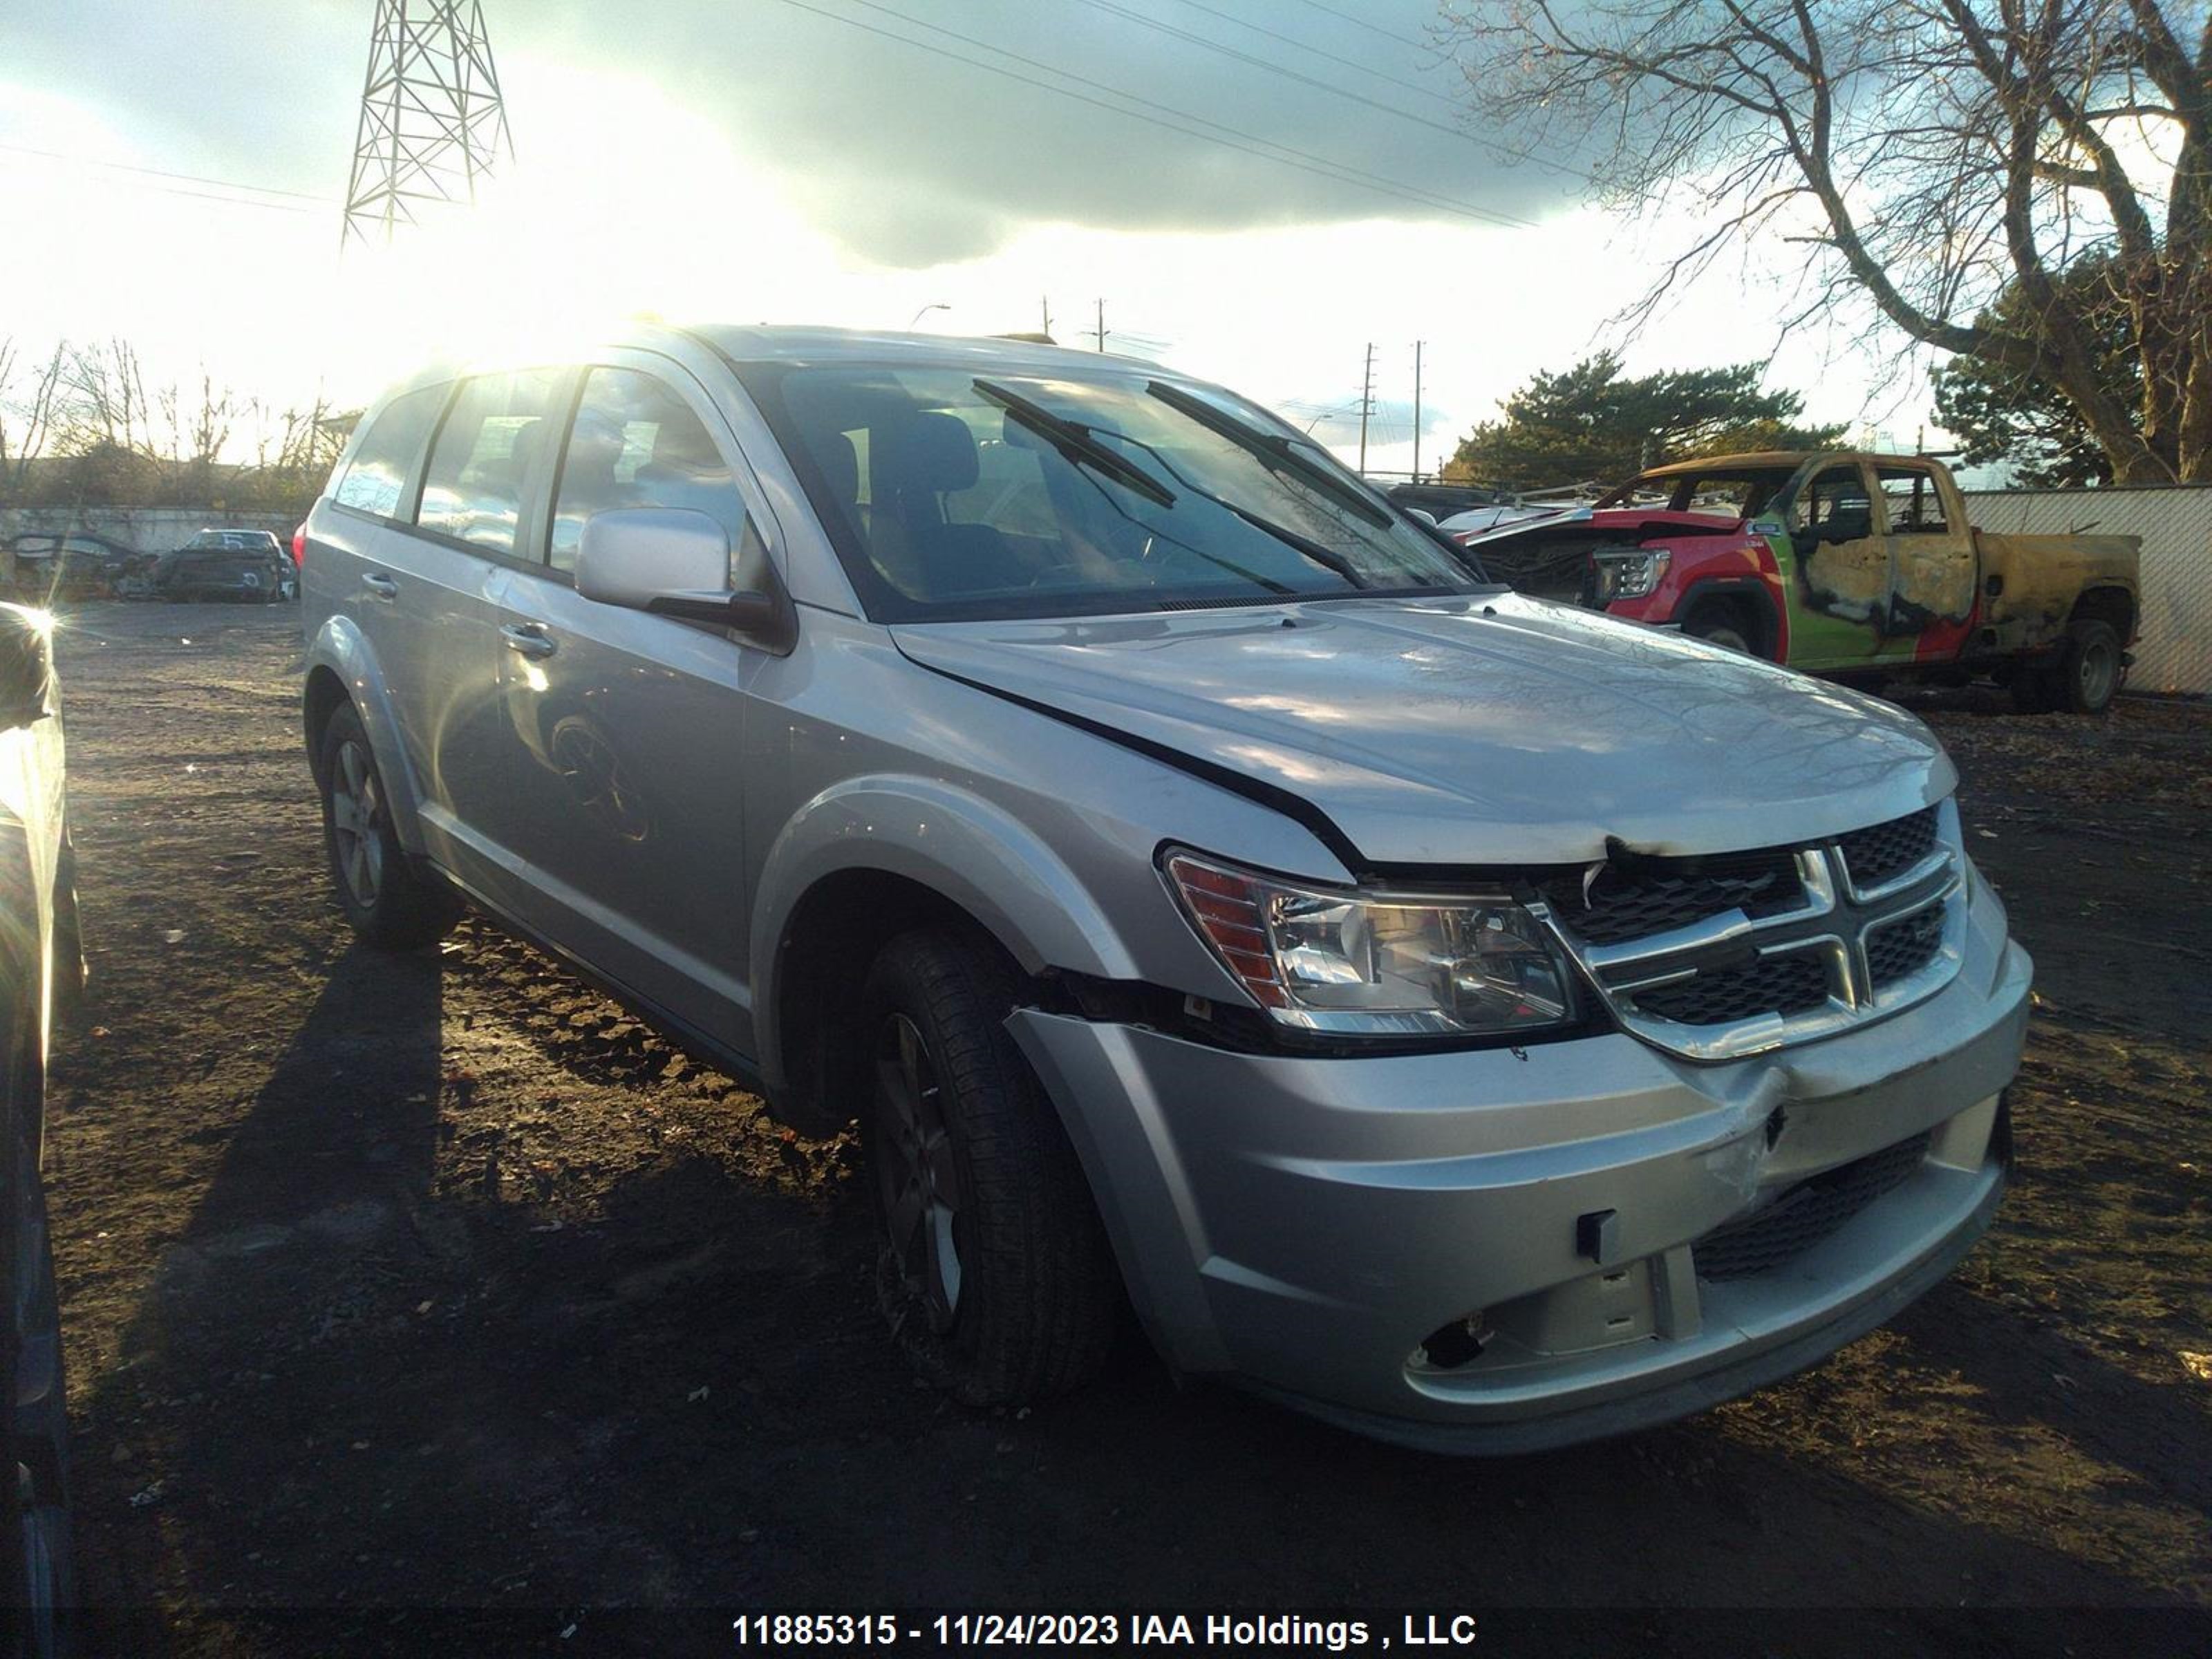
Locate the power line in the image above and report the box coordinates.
[0,142,332,212]
[1285,0,1430,52]
[1069,0,1590,187]
[771,0,1536,229]
[1165,0,1465,111]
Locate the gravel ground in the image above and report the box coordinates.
[34,601,2212,1654]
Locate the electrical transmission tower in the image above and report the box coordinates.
[341,1,514,249]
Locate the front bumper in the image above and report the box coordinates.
[1010,864,2030,1452]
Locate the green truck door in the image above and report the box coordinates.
[1781,460,1894,670]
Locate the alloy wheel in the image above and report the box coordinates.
[328,738,384,909]
[872,1013,964,1333]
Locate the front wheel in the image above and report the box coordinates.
[1683,605,1755,656]
[860,932,1118,1407]
[316,704,462,950]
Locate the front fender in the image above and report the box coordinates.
[749,774,1147,1091]
[305,615,429,856]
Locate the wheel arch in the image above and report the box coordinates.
[302,617,428,854]
[2068,583,2136,646]
[1676,577,1781,659]
[752,777,1147,1134]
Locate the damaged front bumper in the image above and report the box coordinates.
[1009,863,2029,1453]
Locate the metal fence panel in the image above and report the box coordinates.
[1963,485,2212,695]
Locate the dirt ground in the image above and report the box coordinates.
[32,601,2212,1653]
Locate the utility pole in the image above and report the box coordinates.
[341,0,514,250]
[1042,296,1053,339]
[1095,299,1108,353]
[1357,342,1376,476]
[1412,340,1424,482]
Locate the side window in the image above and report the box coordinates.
[1876,466,1949,534]
[1797,467,1874,541]
[550,368,747,574]
[417,368,564,556]
[334,385,447,518]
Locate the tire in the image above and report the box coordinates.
[2,985,74,1659]
[859,931,1118,1407]
[316,703,462,950]
[1684,609,1753,655]
[2052,619,2122,715]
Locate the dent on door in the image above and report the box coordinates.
[492,587,658,848]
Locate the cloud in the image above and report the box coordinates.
[659,0,1576,265]
[3,0,1580,269]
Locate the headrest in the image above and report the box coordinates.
[876,411,980,495]
[651,417,723,475]
[818,430,859,508]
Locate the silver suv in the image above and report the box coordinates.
[299,326,2027,1451]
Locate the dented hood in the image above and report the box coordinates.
[892,594,1954,869]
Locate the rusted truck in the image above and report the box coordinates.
[1458,451,2141,713]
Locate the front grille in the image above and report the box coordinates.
[1633,950,1830,1027]
[1541,847,1803,946]
[1694,1132,1932,1281]
[1837,805,1938,890]
[1538,802,1963,1060]
[1866,903,1944,985]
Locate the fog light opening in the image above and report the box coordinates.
[1419,1312,1492,1371]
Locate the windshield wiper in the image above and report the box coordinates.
[1146,379,1391,527]
[973,379,1175,509]
[1220,502,1368,588]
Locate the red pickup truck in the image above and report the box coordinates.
[1460,451,2142,713]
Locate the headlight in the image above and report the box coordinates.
[1594,549,1669,600]
[1163,850,1577,1038]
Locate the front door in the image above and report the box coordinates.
[1781,460,1893,670]
[1873,461,1977,662]
[481,358,768,1054]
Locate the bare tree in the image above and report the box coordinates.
[1437,1,2210,482]
[0,339,67,502]
[58,338,157,458]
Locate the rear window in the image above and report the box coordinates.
[416,370,565,556]
[1877,465,1950,534]
[335,385,449,518]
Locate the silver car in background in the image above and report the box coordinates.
[299,326,2027,1450]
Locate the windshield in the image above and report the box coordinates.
[738,362,1483,621]
[1596,469,1794,517]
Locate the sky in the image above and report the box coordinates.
[0,0,1951,478]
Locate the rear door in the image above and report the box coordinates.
[314,379,452,795]
[366,368,570,892]
[1781,460,1892,669]
[479,354,770,1051]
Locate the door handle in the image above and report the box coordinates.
[361,572,398,601]
[500,623,558,659]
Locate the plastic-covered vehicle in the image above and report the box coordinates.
[299,328,2027,1451]
[1461,452,2141,713]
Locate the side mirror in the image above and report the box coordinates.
[1405,507,1438,527]
[576,507,794,653]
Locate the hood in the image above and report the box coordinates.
[891,594,1953,870]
